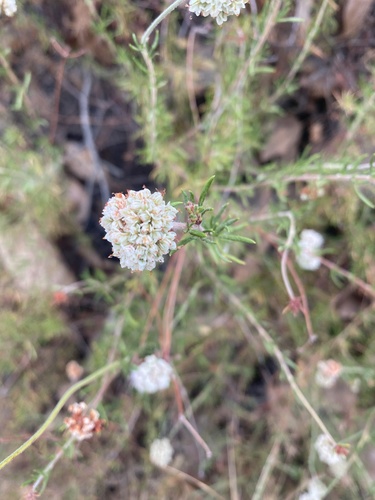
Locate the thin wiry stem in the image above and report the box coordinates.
[215,162,375,191]
[320,256,375,300]
[32,436,75,494]
[186,26,202,128]
[227,417,240,500]
[139,45,158,160]
[205,268,334,440]
[287,260,316,342]
[90,313,127,409]
[172,377,213,459]
[164,465,225,500]
[162,247,186,359]
[271,0,330,102]
[179,414,212,459]
[139,0,186,159]
[250,211,296,301]
[141,0,186,46]
[252,437,282,500]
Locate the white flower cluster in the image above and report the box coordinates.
[189,0,248,25]
[299,477,327,500]
[296,229,324,271]
[100,189,178,272]
[314,434,348,477]
[130,355,173,394]
[150,438,174,467]
[315,359,342,389]
[0,0,16,16]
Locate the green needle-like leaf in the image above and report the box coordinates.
[198,175,215,206]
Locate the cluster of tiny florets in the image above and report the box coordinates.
[0,0,17,16]
[100,189,178,272]
[296,229,324,271]
[314,434,348,477]
[130,355,173,394]
[299,477,327,500]
[149,438,174,467]
[64,402,104,441]
[315,359,342,389]
[189,0,248,25]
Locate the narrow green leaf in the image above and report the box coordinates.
[189,229,207,238]
[219,234,256,244]
[278,17,303,23]
[253,66,276,75]
[198,175,215,206]
[130,55,147,73]
[215,218,239,234]
[224,218,239,227]
[214,202,229,221]
[178,236,195,247]
[200,207,213,216]
[354,185,375,208]
[223,254,246,265]
[150,30,160,52]
[182,190,189,203]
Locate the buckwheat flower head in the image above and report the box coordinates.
[150,438,174,467]
[296,229,324,271]
[100,189,178,272]
[64,402,104,441]
[189,0,248,25]
[315,359,342,389]
[314,434,348,477]
[0,0,17,16]
[299,477,327,500]
[130,355,173,394]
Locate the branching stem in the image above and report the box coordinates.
[141,0,186,46]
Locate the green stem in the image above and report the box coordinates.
[139,0,186,160]
[0,360,122,471]
[141,0,186,46]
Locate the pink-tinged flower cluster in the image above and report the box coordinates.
[0,0,17,16]
[189,0,248,25]
[149,438,174,467]
[100,189,178,272]
[314,434,348,477]
[315,359,342,388]
[130,355,173,394]
[64,402,104,441]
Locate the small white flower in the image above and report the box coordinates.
[296,229,324,271]
[314,434,348,477]
[150,438,174,467]
[315,359,342,389]
[189,0,248,25]
[299,477,327,500]
[100,189,178,272]
[0,0,17,16]
[130,355,173,394]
